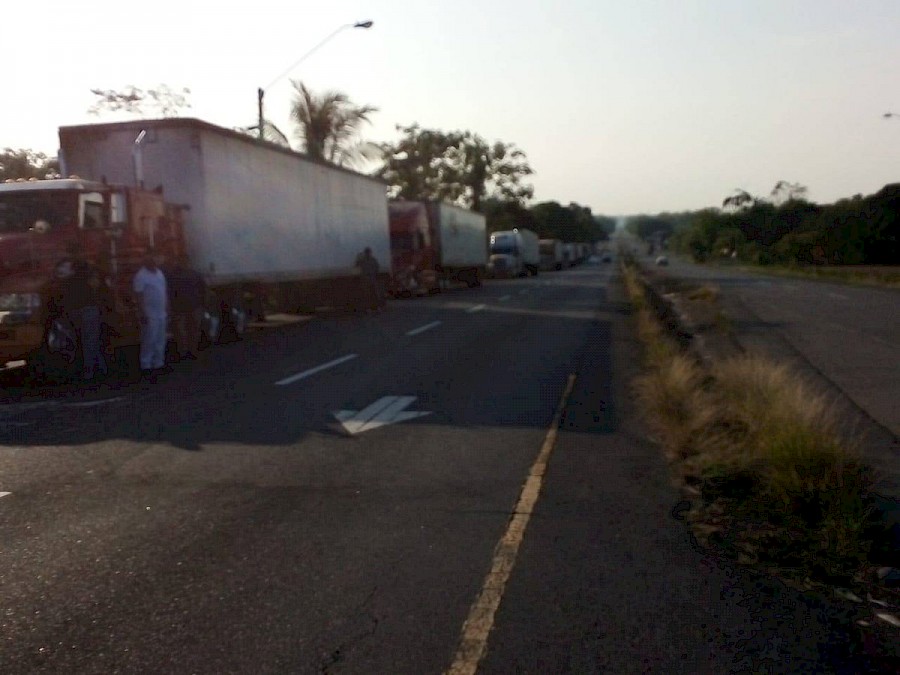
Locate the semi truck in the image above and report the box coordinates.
[388,201,486,295]
[487,228,540,277]
[0,117,391,377]
[539,239,563,271]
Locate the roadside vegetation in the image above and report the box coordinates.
[621,258,878,583]
[625,180,899,286]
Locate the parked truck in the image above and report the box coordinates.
[487,228,540,277]
[388,201,486,295]
[0,117,391,377]
[539,239,563,271]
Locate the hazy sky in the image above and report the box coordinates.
[5,0,899,214]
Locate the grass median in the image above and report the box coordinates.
[622,262,876,583]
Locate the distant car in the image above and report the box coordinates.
[601,252,612,263]
[655,255,669,266]
[586,255,601,265]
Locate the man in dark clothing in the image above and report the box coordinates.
[62,261,112,381]
[166,256,207,360]
[355,247,384,312]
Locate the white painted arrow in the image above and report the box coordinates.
[333,396,431,435]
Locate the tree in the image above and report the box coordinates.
[289,81,377,166]
[377,124,534,211]
[722,188,756,211]
[770,180,808,205]
[88,84,192,117]
[0,148,60,181]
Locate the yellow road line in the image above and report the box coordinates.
[446,373,577,675]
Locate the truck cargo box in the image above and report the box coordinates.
[427,203,486,268]
[59,118,390,286]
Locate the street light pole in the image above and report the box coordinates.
[257,20,373,140]
[884,112,900,120]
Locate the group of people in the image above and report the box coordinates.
[52,246,207,382]
[51,245,383,383]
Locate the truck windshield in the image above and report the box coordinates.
[0,192,74,234]
[490,243,518,255]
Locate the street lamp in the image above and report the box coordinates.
[884,112,900,120]
[257,20,373,140]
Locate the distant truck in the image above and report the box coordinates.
[487,229,540,277]
[388,201,486,295]
[0,117,390,376]
[539,239,563,271]
[561,243,576,267]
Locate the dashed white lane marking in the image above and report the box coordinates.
[466,304,486,314]
[64,397,125,408]
[498,295,511,302]
[0,492,10,499]
[406,321,442,337]
[828,292,849,300]
[275,353,358,386]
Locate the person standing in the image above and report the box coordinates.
[355,247,384,312]
[61,261,110,381]
[133,248,168,376]
[166,255,207,360]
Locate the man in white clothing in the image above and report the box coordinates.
[133,248,169,376]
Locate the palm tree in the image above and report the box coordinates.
[289,80,378,166]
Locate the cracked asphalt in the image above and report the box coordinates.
[0,263,873,673]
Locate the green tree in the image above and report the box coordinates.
[377,124,533,211]
[289,81,378,166]
[88,84,192,117]
[0,148,60,181]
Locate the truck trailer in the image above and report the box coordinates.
[539,239,563,271]
[487,229,539,277]
[388,201,486,295]
[0,117,391,376]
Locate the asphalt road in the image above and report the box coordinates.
[0,263,872,673]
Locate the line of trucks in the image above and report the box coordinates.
[0,118,596,378]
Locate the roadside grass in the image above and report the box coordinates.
[623,260,876,582]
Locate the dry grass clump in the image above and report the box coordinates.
[623,260,875,581]
[685,284,720,303]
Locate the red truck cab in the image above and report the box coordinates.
[388,201,437,295]
[0,177,185,372]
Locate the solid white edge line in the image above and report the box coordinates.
[406,321,442,336]
[466,304,486,313]
[275,353,358,386]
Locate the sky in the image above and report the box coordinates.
[5,0,899,215]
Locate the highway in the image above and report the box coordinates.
[0,264,870,673]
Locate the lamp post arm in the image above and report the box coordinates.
[262,24,351,93]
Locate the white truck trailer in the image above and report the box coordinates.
[389,201,487,294]
[539,239,563,271]
[487,228,540,277]
[59,117,391,319]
